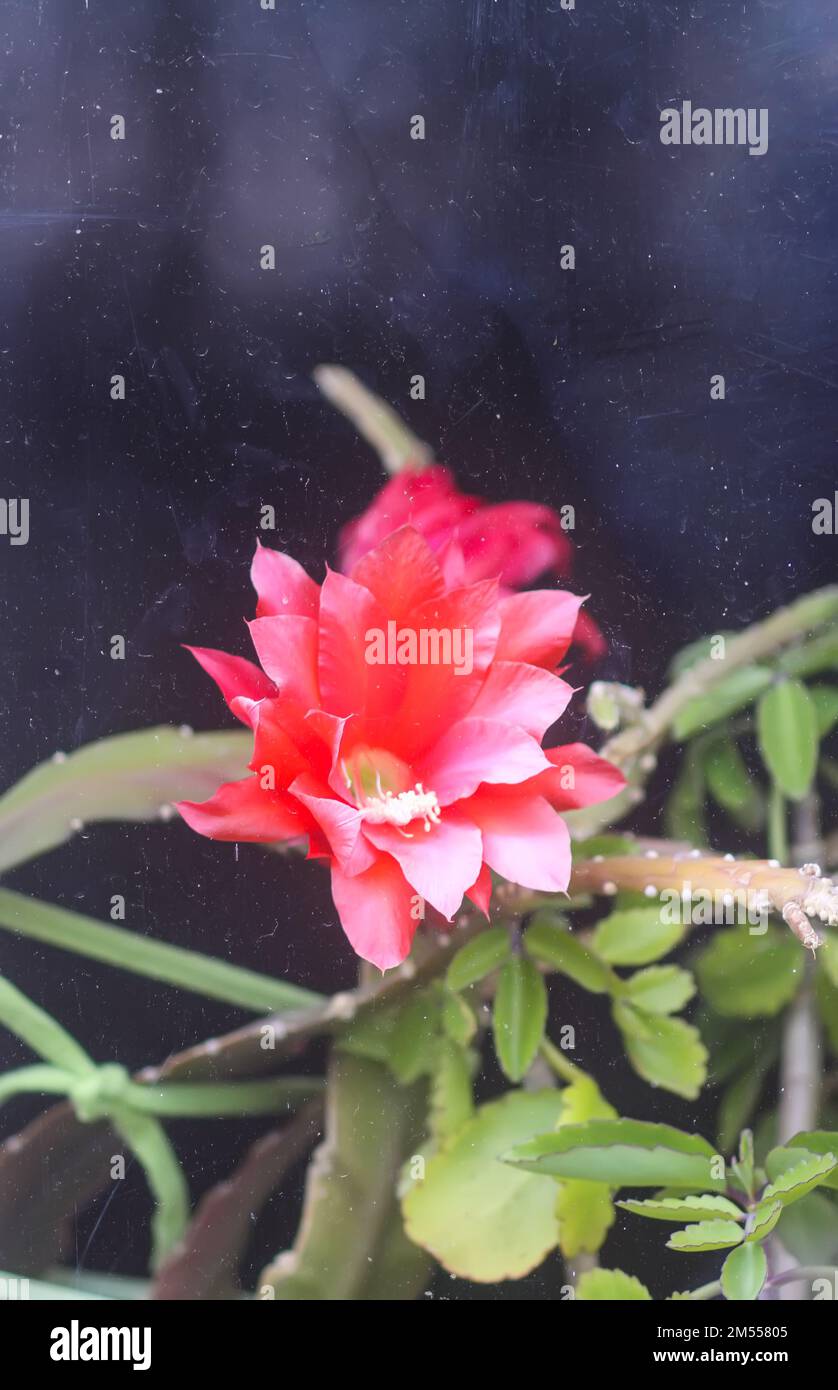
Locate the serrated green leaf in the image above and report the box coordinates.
[786,1130,838,1190]
[617,1195,743,1223]
[757,679,819,801]
[614,1006,708,1100]
[576,1268,652,1300]
[674,667,773,741]
[592,908,686,967]
[402,1091,564,1282]
[763,1151,838,1207]
[745,1199,783,1243]
[696,928,801,1018]
[721,1242,767,1300]
[504,1118,725,1190]
[525,914,614,994]
[623,965,696,1014]
[0,726,251,874]
[493,957,548,1082]
[668,1220,744,1253]
[445,927,510,992]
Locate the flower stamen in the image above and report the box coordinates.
[360,782,442,837]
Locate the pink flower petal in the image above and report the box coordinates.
[533,742,627,810]
[330,856,419,970]
[466,792,571,893]
[457,501,574,586]
[495,590,585,669]
[363,811,483,920]
[251,542,319,619]
[465,862,492,916]
[571,609,607,663]
[350,526,445,619]
[467,661,574,740]
[177,777,309,843]
[248,615,320,711]
[317,568,405,719]
[417,717,550,805]
[290,773,376,876]
[185,646,275,722]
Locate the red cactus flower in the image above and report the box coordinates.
[338,465,606,662]
[178,527,623,970]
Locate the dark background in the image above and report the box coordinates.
[0,0,836,1297]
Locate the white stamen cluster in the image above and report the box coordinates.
[361,783,442,835]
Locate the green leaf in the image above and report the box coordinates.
[493,957,548,1082]
[572,835,637,861]
[622,965,695,1014]
[389,990,443,1084]
[696,927,801,1018]
[763,1150,838,1207]
[617,1195,743,1223]
[757,679,819,801]
[0,888,320,1014]
[809,685,838,738]
[525,914,614,994]
[664,743,708,845]
[0,726,251,874]
[667,1220,744,1253]
[775,1191,838,1264]
[554,1074,618,1258]
[721,1242,767,1300]
[445,926,511,992]
[745,1199,783,1243]
[504,1118,725,1190]
[441,992,477,1047]
[0,974,94,1075]
[614,1005,707,1099]
[786,1131,838,1190]
[402,1091,564,1282]
[673,667,773,741]
[576,1268,651,1300]
[717,1065,769,1155]
[591,908,686,967]
[556,1181,615,1259]
[704,738,763,831]
[428,1039,474,1144]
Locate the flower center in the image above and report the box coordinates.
[361,783,442,834]
[341,745,441,836]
